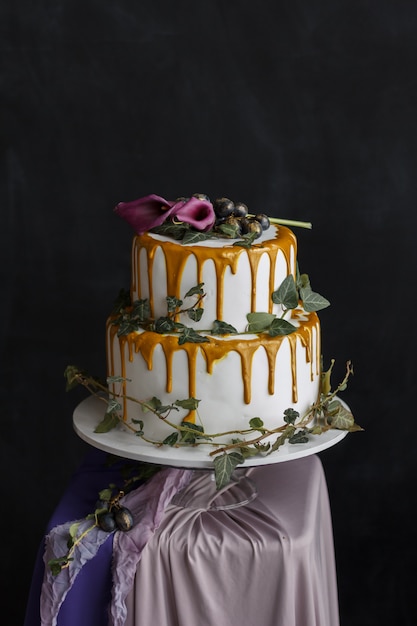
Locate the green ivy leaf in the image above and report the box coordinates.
[107,375,129,384]
[300,288,330,312]
[98,486,114,502]
[249,417,264,430]
[142,397,162,412]
[48,557,73,576]
[233,232,259,248]
[289,429,309,444]
[216,222,241,238]
[154,317,176,333]
[68,521,81,545]
[184,283,205,298]
[179,421,206,443]
[94,412,119,433]
[151,222,189,240]
[131,299,151,321]
[163,432,179,446]
[166,296,182,312]
[297,272,311,291]
[283,408,299,424]
[131,418,144,428]
[180,421,205,434]
[246,312,276,332]
[269,425,296,452]
[211,320,238,335]
[187,308,204,322]
[175,397,201,410]
[271,275,299,309]
[325,401,361,431]
[213,451,245,489]
[156,404,178,415]
[178,328,210,344]
[268,318,296,336]
[182,230,212,245]
[111,288,131,314]
[64,365,83,391]
[106,398,121,413]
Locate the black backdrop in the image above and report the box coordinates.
[2,2,416,625]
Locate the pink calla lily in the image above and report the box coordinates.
[114,194,176,235]
[170,196,216,231]
[115,194,216,235]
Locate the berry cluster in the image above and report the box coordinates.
[96,499,134,533]
[193,193,270,239]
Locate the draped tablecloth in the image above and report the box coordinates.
[24,450,340,626]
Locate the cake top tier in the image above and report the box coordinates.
[114,193,312,244]
[110,192,329,336]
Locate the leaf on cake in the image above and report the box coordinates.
[154,316,177,333]
[174,397,201,411]
[268,318,297,336]
[187,307,204,322]
[249,417,265,430]
[166,296,183,312]
[178,328,210,344]
[213,451,245,489]
[271,275,299,309]
[179,422,206,444]
[94,412,119,433]
[325,400,362,431]
[289,429,309,444]
[300,287,330,312]
[246,312,276,332]
[211,320,238,335]
[184,283,205,298]
[181,230,213,245]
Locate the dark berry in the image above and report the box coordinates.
[240,217,251,234]
[192,193,211,202]
[246,220,263,238]
[254,213,270,230]
[97,511,117,532]
[223,216,243,236]
[213,197,235,219]
[233,202,248,218]
[114,506,134,531]
[224,215,242,228]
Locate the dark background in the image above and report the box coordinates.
[2,1,416,624]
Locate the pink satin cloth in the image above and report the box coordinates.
[123,455,339,626]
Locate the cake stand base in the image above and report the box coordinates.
[73,395,349,469]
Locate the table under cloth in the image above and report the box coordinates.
[24,449,340,626]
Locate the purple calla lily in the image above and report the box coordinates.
[114,194,216,235]
[114,194,176,235]
[170,196,216,231]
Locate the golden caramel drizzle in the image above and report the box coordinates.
[106,311,320,424]
[107,227,321,425]
[131,226,296,319]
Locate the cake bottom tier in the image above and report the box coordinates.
[106,311,321,444]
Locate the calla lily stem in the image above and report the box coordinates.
[248,214,312,229]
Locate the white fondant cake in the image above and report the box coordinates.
[106,195,326,445]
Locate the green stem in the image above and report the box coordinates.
[269,217,312,230]
[248,214,312,229]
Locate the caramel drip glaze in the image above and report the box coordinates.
[106,310,320,424]
[131,226,297,319]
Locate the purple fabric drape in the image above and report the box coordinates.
[25,452,340,626]
[25,450,192,626]
[24,449,124,626]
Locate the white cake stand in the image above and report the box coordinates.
[73,395,349,510]
[73,395,348,467]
